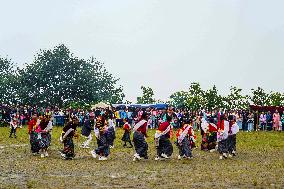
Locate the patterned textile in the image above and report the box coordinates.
[133,131,148,158]
[227,134,236,153]
[62,137,75,159]
[39,132,50,149]
[207,132,217,150]
[121,132,131,142]
[218,139,228,154]
[156,135,173,157]
[106,127,116,146]
[176,137,192,158]
[95,134,109,157]
[201,134,209,151]
[30,131,40,153]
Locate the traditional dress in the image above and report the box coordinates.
[217,119,229,159]
[154,121,173,160]
[176,124,193,159]
[122,122,133,147]
[107,118,116,148]
[28,118,41,154]
[81,118,94,148]
[60,120,78,160]
[92,116,109,160]
[227,121,239,156]
[200,118,217,151]
[207,122,218,151]
[38,119,49,150]
[133,119,148,161]
[200,118,209,151]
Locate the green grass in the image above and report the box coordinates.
[0,127,284,189]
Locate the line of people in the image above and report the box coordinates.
[56,109,240,161]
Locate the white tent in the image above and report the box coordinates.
[91,102,111,109]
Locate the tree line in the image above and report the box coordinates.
[1,44,283,110]
[0,44,124,108]
[137,83,284,111]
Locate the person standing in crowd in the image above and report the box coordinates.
[115,109,121,127]
[150,108,157,129]
[154,115,173,160]
[281,111,284,131]
[259,112,267,131]
[266,111,273,131]
[273,110,281,131]
[127,108,134,127]
[176,119,194,160]
[242,111,248,131]
[133,112,148,161]
[195,113,201,131]
[60,117,79,160]
[236,112,243,130]
[19,113,25,128]
[121,119,133,148]
[9,115,18,138]
[253,111,259,131]
[247,112,254,132]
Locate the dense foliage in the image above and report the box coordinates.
[168,83,284,110]
[0,45,124,107]
[137,86,155,104]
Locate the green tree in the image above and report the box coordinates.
[169,91,189,108]
[187,82,205,111]
[137,86,155,104]
[0,57,19,104]
[204,85,224,111]
[224,86,249,110]
[268,92,284,106]
[250,87,269,106]
[18,44,124,107]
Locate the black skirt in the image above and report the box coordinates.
[122,131,131,142]
[218,139,228,154]
[133,131,148,158]
[227,134,236,153]
[30,131,41,153]
[63,137,75,158]
[156,135,173,157]
[177,137,192,158]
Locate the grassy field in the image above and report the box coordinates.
[0,126,284,189]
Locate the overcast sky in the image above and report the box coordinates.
[0,0,283,102]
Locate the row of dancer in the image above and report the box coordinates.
[27,112,239,161]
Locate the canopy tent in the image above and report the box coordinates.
[91,102,111,109]
[112,103,168,110]
[250,105,284,113]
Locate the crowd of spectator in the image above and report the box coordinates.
[1,104,283,131]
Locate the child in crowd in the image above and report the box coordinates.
[9,115,18,138]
